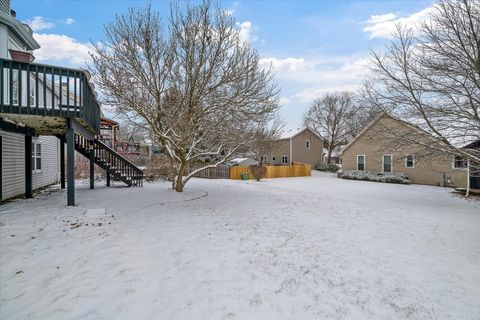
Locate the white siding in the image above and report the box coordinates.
[1,129,24,200]
[32,136,60,190]
[1,130,60,201]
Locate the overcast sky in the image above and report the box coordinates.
[14,0,433,129]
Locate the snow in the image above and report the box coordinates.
[1,172,479,319]
[279,127,305,139]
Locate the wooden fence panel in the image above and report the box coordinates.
[230,164,311,180]
[186,163,230,179]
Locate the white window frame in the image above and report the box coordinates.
[452,155,467,170]
[305,139,311,150]
[356,154,365,171]
[281,155,288,164]
[32,141,42,173]
[382,154,393,173]
[405,154,415,168]
[29,76,35,107]
[12,69,19,105]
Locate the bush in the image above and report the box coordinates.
[249,165,266,181]
[315,163,340,172]
[341,170,410,184]
[144,156,173,182]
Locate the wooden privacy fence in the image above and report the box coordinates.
[230,163,311,180]
[186,163,230,179]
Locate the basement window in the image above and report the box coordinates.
[32,142,42,171]
[281,155,288,164]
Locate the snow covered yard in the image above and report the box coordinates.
[1,172,479,320]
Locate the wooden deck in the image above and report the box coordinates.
[0,59,100,135]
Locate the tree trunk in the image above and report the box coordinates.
[171,161,187,192]
[174,161,187,192]
[327,145,333,164]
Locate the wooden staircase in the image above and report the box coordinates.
[74,134,144,187]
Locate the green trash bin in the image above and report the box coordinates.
[244,172,250,180]
[240,172,250,180]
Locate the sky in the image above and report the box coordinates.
[12,0,434,130]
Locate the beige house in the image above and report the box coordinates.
[341,113,470,188]
[265,128,323,167]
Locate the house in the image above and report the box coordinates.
[0,0,143,205]
[340,113,473,188]
[99,117,119,148]
[266,127,323,167]
[0,2,62,201]
[322,145,343,164]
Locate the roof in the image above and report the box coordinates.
[463,139,480,150]
[340,112,458,154]
[100,117,119,126]
[229,157,256,164]
[278,127,323,141]
[0,11,40,51]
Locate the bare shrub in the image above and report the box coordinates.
[250,165,266,181]
[144,157,173,182]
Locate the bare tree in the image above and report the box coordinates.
[248,115,284,166]
[363,0,480,165]
[304,92,364,164]
[116,120,148,143]
[91,1,280,191]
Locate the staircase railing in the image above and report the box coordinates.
[95,139,144,186]
[75,134,144,186]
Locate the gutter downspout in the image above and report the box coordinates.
[289,138,293,165]
[466,159,470,198]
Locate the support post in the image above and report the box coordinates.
[89,140,94,190]
[60,136,65,189]
[25,135,33,198]
[66,120,75,206]
[106,170,110,187]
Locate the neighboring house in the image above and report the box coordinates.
[227,157,258,167]
[267,128,323,167]
[322,145,343,164]
[99,117,119,148]
[0,0,143,205]
[341,113,475,188]
[0,1,62,201]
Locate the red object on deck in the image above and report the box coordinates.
[8,49,35,63]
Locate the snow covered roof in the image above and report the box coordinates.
[230,157,249,164]
[278,127,323,140]
[228,157,257,165]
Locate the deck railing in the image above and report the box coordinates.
[0,58,100,133]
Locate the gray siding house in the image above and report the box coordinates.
[0,0,61,201]
[268,128,323,167]
[0,0,143,206]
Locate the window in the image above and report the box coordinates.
[260,156,267,164]
[29,77,35,106]
[272,156,276,161]
[305,140,311,149]
[32,142,41,171]
[357,155,365,171]
[383,155,392,173]
[12,69,18,105]
[405,154,415,168]
[281,155,288,164]
[453,156,467,169]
